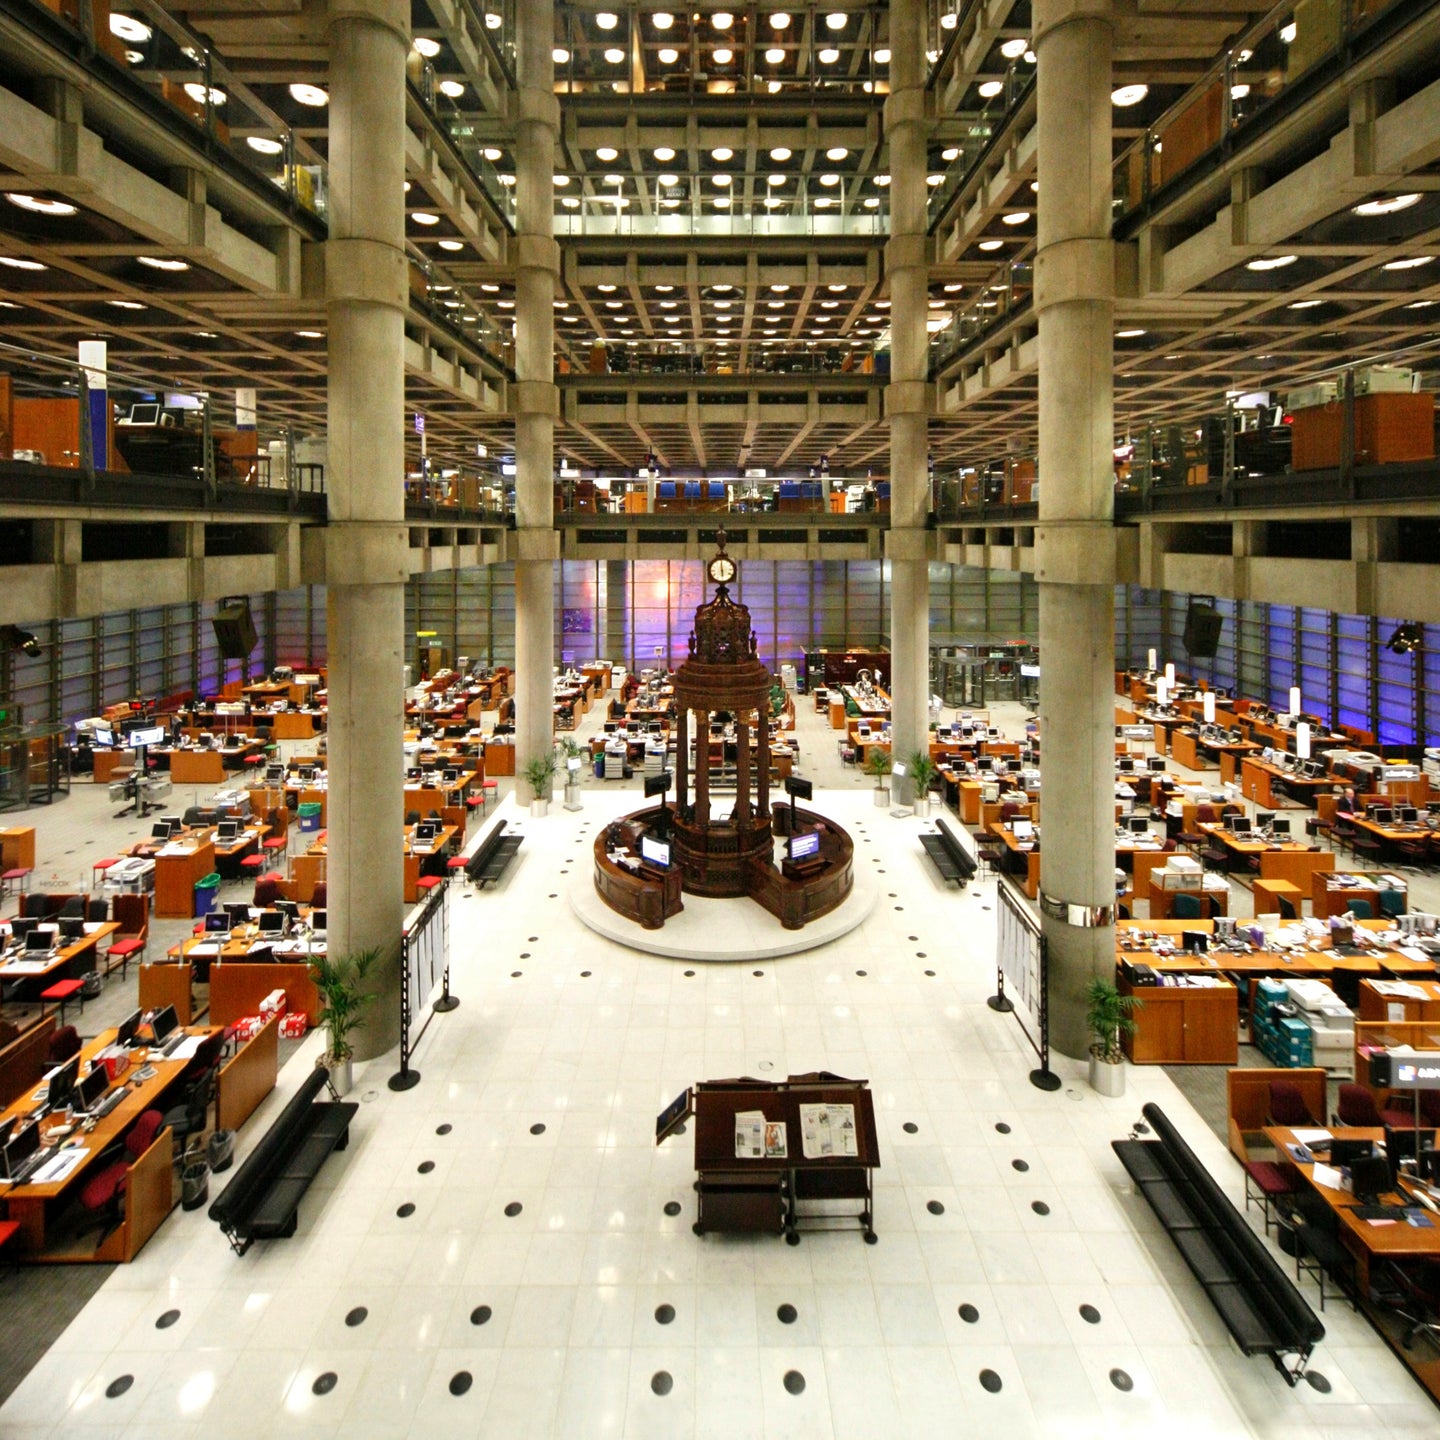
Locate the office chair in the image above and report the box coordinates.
[77,1109,166,1233]
[1267,1080,1319,1128]
[1344,898,1373,920]
[57,896,87,920]
[1382,1088,1440,1130]
[1377,1259,1440,1351]
[1378,888,1406,920]
[1171,893,1203,920]
[1334,1083,1383,1128]
[46,1025,81,1065]
[252,875,285,909]
[105,893,149,980]
[309,883,327,909]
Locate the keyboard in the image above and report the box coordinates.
[156,1033,186,1059]
[89,1089,126,1119]
[7,1144,58,1183]
[1352,1205,1410,1221]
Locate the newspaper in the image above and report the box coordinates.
[799,1103,858,1159]
[734,1112,787,1160]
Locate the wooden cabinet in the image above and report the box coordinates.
[153,840,216,919]
[0,827,36,871]
[1119,975,1238,1064]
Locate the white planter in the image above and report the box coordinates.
[530,798,550,817]
[325,1056,354,1097]
[873,786,890,808]
[913,796,931,819]
[1088,1053,1126,1097]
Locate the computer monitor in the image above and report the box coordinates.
[128,401,160,425]
[45,1055,79,1113]
[1011,819,1034,840]
[256,910,286,934]
[76,1066,109,1113]
[217,819,240,841]
[1270,817,1291,837]
[59,917,85,940]
[276,900,299,920]
[150,1005,179,1044]
[309,909,327,933]
[151,820,174,841]
[976,757,994,772]
[2,1121,40,1179]
[25,927,56,952]
[265,763,285,783]
[639,835,671,869]
[415,820,439,841]
[1373,807,1395,826]
[1231,816,1252,835]
[789,830,821,862]
[1118,758,1134,773]
[1007,758,1023,773]
[8,916,38,942]
[1181,930,1208,955]
[129,726,166,749]
[1127,816,1149,834]
[1350,1154,1392,1202]
[204,911,230,933]
[1400,806,1419,824]
[1256,812,1274,830]
[91,726,115,749]
[603,721,618,733]
[224,902,250,928]
[116,1008,142,1046]
[1384,1125,1436,1184]
[1329,1138,1373,1167]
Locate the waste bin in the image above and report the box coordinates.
[298,801,323,832]
[194,872,221,918]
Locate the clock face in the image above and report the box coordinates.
[709,556,736,585]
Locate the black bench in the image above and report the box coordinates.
[208,1064,358,1255]
[1113,1102,1324,1385]
[919,817,977,885]
[466,818,524,888]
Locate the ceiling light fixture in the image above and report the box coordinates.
[770,12,791,28]
[109,14,151,43]
[768,173,786,186]
[483,147,502,161]
[713,48,733,63]
[413,37,440,58]
[439,80,465,98]
[978,238,1003,251]
[653,147,676,162]
[295,329,323,338]
[247,136,284,155]
[712,146,734,161]
[596,146,619,161]
[874,174,891,186]
[1353,193,1421,216]
[288,83,327,106]
[978,80,1003,98]
[926,174,945,186]
[137,255,189,271]
[1286,298,1323,308]
[1115,328,1146,338]
[818,47,840,63]
[1245,254,1297,270]
[604,47,625,62]
[184,83,227,106]
[1384,255,1435,270]
[875,48,891,63]
[713,11,733,28]
[658,47,679,63]
[0,256,46,270]
[827,147,849,161]
[6,194,77,217]
[108,299,146,309]
[1000,38,1028,59]
[765,46,786,63]
[1110,84,1149,106]
[652,12,674,28]
[411,212,440,224]
[820,173,840,186]
[597,11,618,27]
[438,239,464,251]
[770,147,792,162]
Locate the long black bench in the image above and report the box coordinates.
[1113,1102,1324,1385]
[919,816,977,885]
[466,818,524,888]
[208,1064,358,1255]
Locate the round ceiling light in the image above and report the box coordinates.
[1352,193,1420,216]
[658,47,679,64]
[137,255,189,271]
[439,80,465,98]
[6,194,76,217]
[604,47,625,63]
[553,47,570,63]
[438,239,464,251]
[875,48,891,64]
[288,84,327,106]
[247,136,284,155]
[596,147,619,161]
[978,238,1003,250]
[596,11,618,27]
[712,11,733,28]
[712,146,734,161]
[770,13,791,28]
[770,147,792,162]
[109,14,152,43]
[653,13,674,29]
[1001,210,1030,224]
[1383,255,1434,270]
[0,255,46,270]
[1000,38,1028,58]
[1245,254,1297,270]
[765,47,786,63]
[978,80,1003,98]
[1110,85,1148,106]
[413,37,440,58]
[411,212,440,225]
[818,47,840,63]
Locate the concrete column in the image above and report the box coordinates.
[323,0,410,1060]
[885,0,930,789]
[513,1,560,792]
[1033,0,1117,1059]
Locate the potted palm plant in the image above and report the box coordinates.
[865,748,892,807]
[312,946,380,1096]
[908,750,936,819]
[1086,975,1142,1097]
[556,736,585,811]
[523,752,557,816]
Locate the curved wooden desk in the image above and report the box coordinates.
[593,830,683,929]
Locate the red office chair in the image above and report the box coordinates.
[309,882,327,909]
[46,1025,81,1065]
[1267,1080,1319,1128]
[252,874,286,908]
[1383,1089,1440,1130]
[77,1110,165,1229]
[1334,1084,1383,1128]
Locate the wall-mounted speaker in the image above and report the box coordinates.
[212,599,257,659]
[1182,604,1223,658]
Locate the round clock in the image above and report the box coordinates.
[708,555,736,585]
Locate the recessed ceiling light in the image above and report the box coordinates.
[288,83,327,106]
[1405,299,1437,309]
[295,329,323,338]
[818,47,840,63]
[597,11,618,28]
[714,48,733,63]
[767,173,787,186]
[653,11,674,28]
[438,239,464,251]
[483,148,502,161]
[940,12,957,28]
[713,11,733,28]
[184,83,227,106]
[874,174,891,186]
[713,173,731,186]
[1230,83,1250,99]
[926,174,945,186]
[604,47,625,62]
[1115,328,1146,338]
[108,299,146,309]
[439,80,465,98]
[411,212,440,224]
[498,174,515,185]
[413,37,441,58]
[1280,21,1296,42]
[821,300,839,308]
[874,48,891,63]
[828,283,846,292]
[553,175,571,187]
[137,255,189,271]
[659,300,677,308]
[826,147,850,162]
[941,147,960,161]
[714,300,732,308]
[943,282,963,292]
[713,195,731,207]
[1383,255,1434,270]
[820,173,840,186]
[863,196,879,207]
[770,13,791,28]
[653,147,676,163]
[770,147,792,162]
[480,283,499,292]
[1245,253,1296,270]
[110,13,152,42]
[714,283,734,291]
[603,173,624,185]
[1286,298,1323,308]
[712,146,734,162]
[656,173,679,186]
[768,299,785,308]
[1000,38,1028,59]
[656,283,674,291]
[978,238,1004,251]
[1110,84,1148,106]
[1353,193,1420,216]
[978,80,1003,98]
[247,135,284,155]
[813,197,832,207]
[826,12,847,28]
[6,194,77,216]
[598,283,617,292]
[596,147,619,162]
[658,47,679,63]
[771,283,789,292]
[765,47,786,63]
[553,47,570,63]
[0,256,46,270]
[605,300,624,308]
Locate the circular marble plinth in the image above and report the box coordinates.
[570,867,877,961]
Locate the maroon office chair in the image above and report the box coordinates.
[1383,1089,1440,1130]
[46,1025,81,1065]
[1267,1080,1319,1128]
[252,874,285,908]
[309,882,327,909]
[77,1109,166,1226]
[1334,1083,1383,1129]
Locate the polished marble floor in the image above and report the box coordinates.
[1,700,1436,1437]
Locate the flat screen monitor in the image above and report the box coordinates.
[45,1055,79,1112]
[1117,758,1134,773]
[129,726,166,748]
[151,820,175,840]
[150,1005,179,1044]
[224,903,250,928]
[1304,759,1324,778]
[1181,930,1208,955]
[415,821,438,841]
[976,757,994,772]
[265,764,285,783]
[309,910,326,933]
[1006,758,1023,773]
[8,917,37,941]
[1400,806,1419,824]
[217,820,240,840]
[640,835,671,869]
[275,900,299,919]
[1011,819,1034,840]
[116,1008,142,1046]
[204,911,230,933]
[128,401,160,425]
[76,1066,109,1112]
[1328,1138,1373,1167]
[1373,807,1395,825]
[59,917,85,940]
[298,767,316,782]
[1257,813,1274,830]
[2,1121,40,1178]
[256,910,286,934]
[1350,1154,1392,1202]
[643,772,671,799]
[25,927,56,951]
[785,776,813,802]
[1270,818,1291,836]
[603,722,618,733]
[789,830,821,862]
[1231,816,1251,835]
[1384,1125,1435,1183]
[1127,816,1149,834]
[91,726,115,749]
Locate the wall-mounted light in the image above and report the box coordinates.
[1386,623,1422,655]
[1,626,41,657]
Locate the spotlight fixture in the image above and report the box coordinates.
[1386,623,1423,655]
[1,626,41,658]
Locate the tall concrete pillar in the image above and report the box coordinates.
[513,2,560,796]
[1033,0,1118,1058]
[323,0,410,1058]
[885,0,930,788]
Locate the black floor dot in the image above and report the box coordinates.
[926,1200,945,1215]
[783,1370,806,1395]
[995,1122,1011,1134]
[1079,1304,1102,1325]
[312,1372,338,1396]
[449,1371,473,1397]
[894,906,903,911]
[902,1122,918,1134]
[511,971,522,978]
[916,952,927,959]
[1109,1368,1133,1393]
[663,1201,682,1217]
[907,935,918,941]
[579,970,591,977]
[470,1305,492,1326]
[436,1123,453,1136]
[654,1303,675,1325]
[855,969,867,976]
[924,970,935,977]
[753,970,764,977]
[504,1201,523,1217]
[418,1160,435,1174]
[684,970,695,977]
[887,892,896,898]
[978,1369,1003,1394]
[519,952,531,958]
[1304,1371,1332,1393]
[345,1306,368,1327]
[155,1309,180,1330]
[777,1303,797,1324]
[548,893,557,898]
[651,1371,673,1396]
[1011,1159,1029,1172]
[530,1123,546,1135]
[528,936,538,942]
[1031,1200,1050,1216]
[105,1375,134,1399]
[396,1202,416,1218]
[958,1303,980,1324]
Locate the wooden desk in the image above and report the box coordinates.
[1241,756,1334,810]
[0,827,36,871]
[209,960,320,1026]
[270,711,319,740]
[1197,824,1313,869]
[151,837,216,919]
[593,840,682,930]
[295,825,456,905]
[0,923,119,1003]
[216,1013,279,1132]
[168,749,227,785]
[1253,879,1303,917]
[992,826,1041,898]
[484,740,516,776]
[1356,978,1440,1023]
[1314,872,1407,920]
[1118,972,1237,1064]
[690,1076,880,1241]
[138,961,197,1024]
